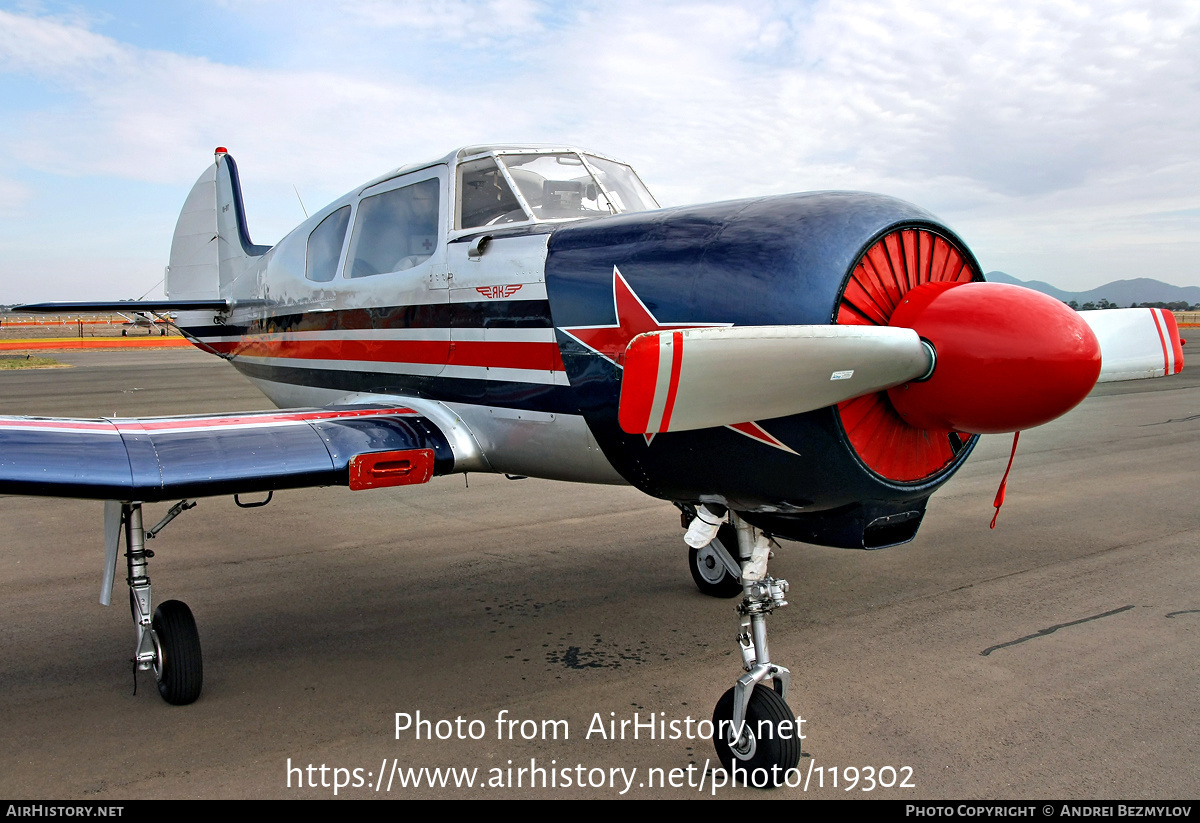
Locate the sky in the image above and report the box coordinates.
[0,0,1197,303]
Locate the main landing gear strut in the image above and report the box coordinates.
[684,506,801,786]
[104,500,203,705]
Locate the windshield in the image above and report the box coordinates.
[454,150,658,228]
[499,153,613,220]
[583,155,658,212]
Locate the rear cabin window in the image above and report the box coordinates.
[345,178,440,278]
[304,206,350,282]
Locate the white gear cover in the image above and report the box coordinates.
[742,532,772,582]
[684,504,724,548]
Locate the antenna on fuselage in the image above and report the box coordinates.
[293,184,309,219]
[137,277,165,301]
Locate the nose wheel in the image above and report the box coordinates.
[713,684,801,785]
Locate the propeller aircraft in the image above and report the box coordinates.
[5,145,1185,785]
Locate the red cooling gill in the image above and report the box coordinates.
[834,227,980,483]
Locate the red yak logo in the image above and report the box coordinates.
[475,284,523,299]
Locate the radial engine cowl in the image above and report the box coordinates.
[886,281,1102,434]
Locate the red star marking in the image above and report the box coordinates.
[559,266,797,454]
[558,266,720,366]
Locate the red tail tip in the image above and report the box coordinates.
[214,146,228,155]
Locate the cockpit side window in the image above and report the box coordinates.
[304,206,351,282]
[457,157,525,229]
[345,178,440,278]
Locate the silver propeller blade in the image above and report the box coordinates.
[619,324,933,434]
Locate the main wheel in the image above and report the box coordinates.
[712,684,802,787]
[152,600,203,705]
[688,524,742,598]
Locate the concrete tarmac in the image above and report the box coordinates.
[0,346,1197,799]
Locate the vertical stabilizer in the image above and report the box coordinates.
[166,148,270,300]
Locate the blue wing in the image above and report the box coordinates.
[0,405,453,501]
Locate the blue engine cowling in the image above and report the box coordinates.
[544,191,984,549]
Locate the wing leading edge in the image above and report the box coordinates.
[0,406,454,501]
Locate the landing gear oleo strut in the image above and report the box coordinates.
[104,500,203,705]
[685,506,801,786]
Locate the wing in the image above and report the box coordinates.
[0,405,454,501]
[17,300,234,313]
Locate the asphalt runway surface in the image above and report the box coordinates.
[1,345,1197,799]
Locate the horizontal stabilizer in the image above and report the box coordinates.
[16,300,233,314]
[0,406,452,501]
[1078,308,1185,382]
[618,325,931,434]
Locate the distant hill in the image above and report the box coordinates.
[985,272,1200,307]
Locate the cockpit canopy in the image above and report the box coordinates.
[291,145,659,286]
[455,149,658,230]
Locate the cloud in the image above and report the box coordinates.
[330,0,546,42]
[5,2,1198,195]
[0,0,1198,294]
[0,175,31,216]
[0,8,126,77]
[0,7,550,191]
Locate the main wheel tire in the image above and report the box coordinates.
[688,524,742,598]
[712,684,802,787]
[152,600,203,705]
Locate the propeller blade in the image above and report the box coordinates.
[618,325,932,435]
[1078,308,1184,382]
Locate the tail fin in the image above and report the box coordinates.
[166,148,270,301]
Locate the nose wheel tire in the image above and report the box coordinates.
[151,600,203,705]
[712,684,801,787]
[688,524,742,598]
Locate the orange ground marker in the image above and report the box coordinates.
[0,320,126,327]
[0,338,192,351]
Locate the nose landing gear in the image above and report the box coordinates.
[686,507,802,787]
